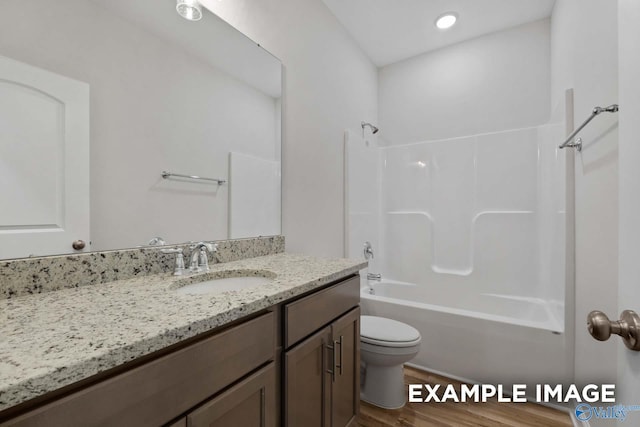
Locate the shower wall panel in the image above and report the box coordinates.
[379,125,565,303]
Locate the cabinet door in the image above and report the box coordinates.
[186,363,276,427]
[284,326,332,427]
[331,307,360,427]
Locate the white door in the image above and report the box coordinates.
[0,55,89,259]
[618,0,640,409]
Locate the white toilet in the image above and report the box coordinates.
[360,315,421,409]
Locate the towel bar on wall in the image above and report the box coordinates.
[559,104,619,151]
[161,171,226,185]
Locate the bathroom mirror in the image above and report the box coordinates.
[0,0,282,259]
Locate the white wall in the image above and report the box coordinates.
[618,0,640,407]
[551,0,619,388]
[378,19,551,145]
[201,0,378,257]
[0,0,279,250]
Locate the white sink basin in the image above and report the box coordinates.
[175,275,274,295]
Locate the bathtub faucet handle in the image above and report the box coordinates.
[364,241,374,260]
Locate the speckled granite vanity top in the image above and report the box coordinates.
[0,253,366,411]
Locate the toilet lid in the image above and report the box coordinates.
[361,315,421,347]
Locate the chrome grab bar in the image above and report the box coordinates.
[559,104,619,151]
[161,171,226,185]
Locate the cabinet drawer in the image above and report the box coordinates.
[2,312,274,427]
[284,275,359,348]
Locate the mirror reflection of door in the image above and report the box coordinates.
[0,55,90,259]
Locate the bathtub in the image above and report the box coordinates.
[360,279,573,391]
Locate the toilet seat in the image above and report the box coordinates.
[361,315,421,348]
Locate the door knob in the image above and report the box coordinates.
[72,240,86,250]
[587,310,640,351]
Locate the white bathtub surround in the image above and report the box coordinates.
[346,121,567,329]
[380,123,566,303]
[346,106,572,389]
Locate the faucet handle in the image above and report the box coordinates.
[198,247,210,272]
[363,241,374,260]
[197,243,219,272]
[161,248,185,276]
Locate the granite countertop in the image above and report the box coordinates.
[0,253,366,411]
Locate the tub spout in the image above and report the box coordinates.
[367,273,382,281]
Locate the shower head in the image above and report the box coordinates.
[361,121,379,134]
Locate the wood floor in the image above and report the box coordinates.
[357,367,573,427]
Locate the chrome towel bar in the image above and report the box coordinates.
[559,104,619,151]
[161,171,226,185]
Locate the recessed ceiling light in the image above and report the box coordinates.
[435,12,458,30]
[176,0,203,21]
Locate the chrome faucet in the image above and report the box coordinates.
[367,273,382,281]
[189,242,218,273]
[364,241,374,260]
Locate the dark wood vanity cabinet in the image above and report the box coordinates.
[284,276,360,427]
[0,274,359,427]
[1,312,277,427]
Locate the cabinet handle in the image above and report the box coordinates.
[337,335,344,376]
[260,388,265,427]
[326,342,336,382]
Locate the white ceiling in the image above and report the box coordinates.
[322,0,556,67]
